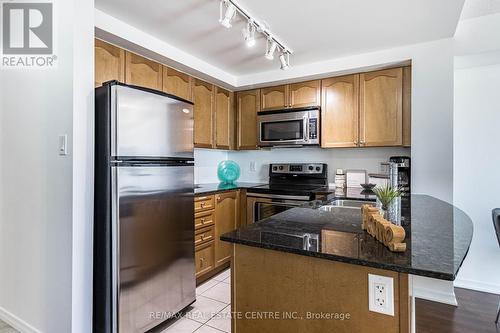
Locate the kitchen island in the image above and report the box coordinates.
[221,195,473,333]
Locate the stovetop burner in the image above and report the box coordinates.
[247,163,328,199]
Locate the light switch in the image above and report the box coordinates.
[250,161,256,172]
[58,135,68,156]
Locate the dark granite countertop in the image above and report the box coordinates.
[195,182,267,195]
[221,194,473,280]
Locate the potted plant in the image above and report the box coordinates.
[372,185,402,224]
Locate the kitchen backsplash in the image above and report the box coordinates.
[195,147,410,184]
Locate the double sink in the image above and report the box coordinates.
[318,199,376,211]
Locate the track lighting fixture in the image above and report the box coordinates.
[217,0,293,70]
[243,20,256,47]
[279,51,290,70]
[265,39,278,60]
[219,0,236,28]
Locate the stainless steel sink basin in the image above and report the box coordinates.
[319,199,376,211]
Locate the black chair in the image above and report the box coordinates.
[493,209,500,324]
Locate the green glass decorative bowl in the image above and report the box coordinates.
[217,160,240,184]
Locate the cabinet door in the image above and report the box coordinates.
[125,52,162,90]
[94,39,125,87]
[236,89,260,150]
[289,80,321,108]
[261,85,288,111]
[359,68,403,147]
[402,66,411,147]
[214,191,239,266]
[195,241,215,278]
[193,79,215,148]
[214,87,234,150]
[321,75,359,148]
[162,66,193,102]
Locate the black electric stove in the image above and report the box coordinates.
[246,163,328,223]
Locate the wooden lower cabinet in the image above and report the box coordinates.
[195,241,215,278]
[232,244,410,333]
[194,191,240,279]
[195,195,215,213]
[214,191,240,266]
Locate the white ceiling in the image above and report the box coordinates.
[95,0,465,76]
[460,0,500,19]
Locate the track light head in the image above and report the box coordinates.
[219,1,236,28]
[265,39,278,60]
[279,51,290,70]
[243,21,256,47]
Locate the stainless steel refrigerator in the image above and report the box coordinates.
[94,81,195,333]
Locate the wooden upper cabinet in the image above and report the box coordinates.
[260,85,288,111]
[261,81,320,111]
[236,89,260,150]
[359,68,403,147]
[94,39,125,87]
[214,87,234,150]
[162,66,193,102]
[193,79,215,148]
[289,80,321,108]
[125,52,162,91]
[321,75,359,148]
[402,66,411,147]
[214,191,239,267]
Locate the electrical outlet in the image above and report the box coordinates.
[368,274,394,316]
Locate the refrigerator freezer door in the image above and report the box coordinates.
[111,164,195,333]
[111,85,194,159]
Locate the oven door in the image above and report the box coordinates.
[247,194,310,223]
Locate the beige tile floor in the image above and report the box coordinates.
[0,319,18,333]
[160,268,231,333]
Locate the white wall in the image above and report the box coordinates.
[71,0,95,332]
[453,63,500,295]
[194,149,229,184]
[229,147,410,183]
[0,0,94,332]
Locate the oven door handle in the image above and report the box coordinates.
[247,192,312,201]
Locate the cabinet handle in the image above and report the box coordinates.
[200,202,205,208]
[216,196,221,202]
[201,218,206,223]
[354,141,358,145]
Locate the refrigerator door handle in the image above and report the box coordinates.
[111,166,119,333]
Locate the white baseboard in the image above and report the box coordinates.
[413,287,458,306]
[454,278,500,295]
[0,306,42,333]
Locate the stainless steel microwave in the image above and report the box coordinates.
[257,107,320,147]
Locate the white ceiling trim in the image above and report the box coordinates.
[95,9,238,89]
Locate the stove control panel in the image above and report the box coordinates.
[271,163,325,175]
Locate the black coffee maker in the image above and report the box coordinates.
[389,156,411,196]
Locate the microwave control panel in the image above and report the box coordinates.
[309,118,318,140]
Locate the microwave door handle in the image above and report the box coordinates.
[303,116,309,142]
